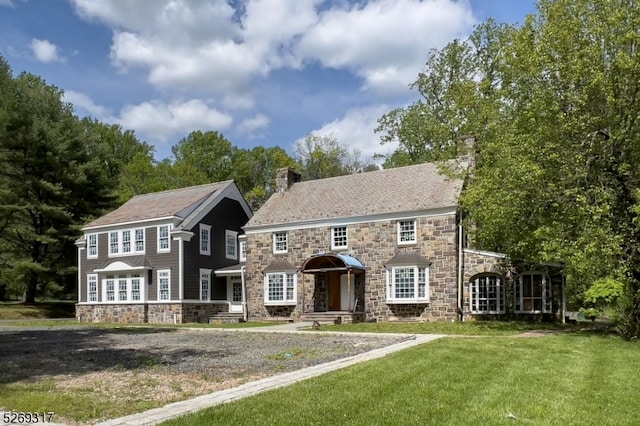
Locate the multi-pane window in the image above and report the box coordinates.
[135,229,144,252]
[158,225,170,253]
[87,274,98,302]
[397,220,417,245]
[122,230,131,253]
[331,226,348,250]
[226,230,238,260]
[200,224,211,255]
[131,274,141,301]
[264,272,297,305]
[109,232,119,255]
[108,229,145,256]
[273,232,288,254]
[470,274,504,314]
[87,234,98,258]
[515,272,551,313]
[158,270,170,301]
[200,269,211,301]
[98,273,144,303]
[239,240,247,262]
[105,275,115,301]
[118,275,128,301]
[386,266,430,303]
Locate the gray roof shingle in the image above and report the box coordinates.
[246,162,463,228]
[84,181,234,228]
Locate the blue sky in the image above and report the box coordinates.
[0,0,537,162]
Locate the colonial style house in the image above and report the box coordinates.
[75,181,252,324]
[243,165,565,324]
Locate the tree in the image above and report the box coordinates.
[295,134,376,180]
[230,146,297,210]
[0,64,115,303]
[171,130,235,183]
[376,0,640,336]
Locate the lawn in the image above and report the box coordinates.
[163,333,640,426]
[0,301,76,320]
[315,319,602,335]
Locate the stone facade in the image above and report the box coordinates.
[245,212,460,322]
[76,302,230,324]
[461,248,564,321]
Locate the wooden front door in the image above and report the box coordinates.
[328,272,341,311]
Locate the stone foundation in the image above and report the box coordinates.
[76,302,233,324]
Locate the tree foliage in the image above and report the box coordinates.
[377,0,640,336]
[0,64,116,302]
[295,134,377,180]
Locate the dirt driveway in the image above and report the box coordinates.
[0,326,406,424]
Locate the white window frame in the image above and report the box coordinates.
[200,269,211,301]
[87,234,98,259]
[157,225,171,253]
[225,230,238,260]
[264,271,297,305]
[470,274,505,314]
[158,269,171,301]
[200,224,211,256]
[104,274,115,302]
[397,220,417,245]
[108,228,145,256]
[97,273,144,303]
[331,226,348,250]
[386,265,430,304]
[273,232,288,254]
[515,272,551,313]
[239,239,247,262]
[87,274,98,302]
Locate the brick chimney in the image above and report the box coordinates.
[276,168,301,192]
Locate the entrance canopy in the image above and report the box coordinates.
[301,252,365,274]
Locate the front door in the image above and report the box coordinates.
[328,272,341,311]
[227,278,243,313]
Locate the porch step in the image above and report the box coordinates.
[300,312,352,324]
[209,312,244,324]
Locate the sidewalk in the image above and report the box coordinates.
[96,331,445,426]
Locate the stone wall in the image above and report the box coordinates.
[245,212,460,322]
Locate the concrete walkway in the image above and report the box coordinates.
[96,330,445,426]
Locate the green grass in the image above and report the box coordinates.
[315,320,603,335]
[0,301,76,319]
[162,334,640,426]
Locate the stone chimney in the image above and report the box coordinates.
[276,167,301,192]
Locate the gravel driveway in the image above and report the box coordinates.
[0,326,407,424]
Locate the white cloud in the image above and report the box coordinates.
[63,90,112,119]
[70,0,476,100]
[30,39,65,63]
[296,104,398,160]
[294,0,476,96]
[117,99,233,145]
[0,0,15,7]
[237,114,270,138]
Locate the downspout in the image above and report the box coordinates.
[241,266,247,322]
[561,271,566,324]
[458,216,464,322]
